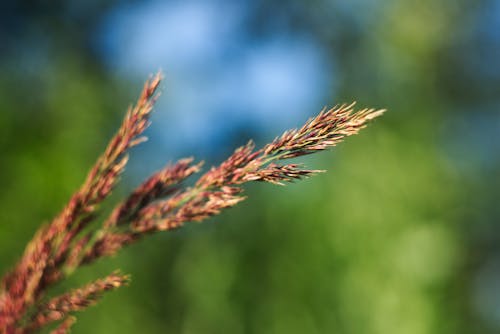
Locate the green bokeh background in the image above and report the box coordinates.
[1,0,499,333]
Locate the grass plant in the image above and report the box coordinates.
[0,73,384,333]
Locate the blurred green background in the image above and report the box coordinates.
[1,0,499,333]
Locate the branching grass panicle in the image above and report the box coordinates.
[0,73,384,334]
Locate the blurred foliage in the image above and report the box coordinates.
[1,0,499,333]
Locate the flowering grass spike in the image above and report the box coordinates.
[0,72,384,333]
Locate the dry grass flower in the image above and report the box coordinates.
[0,72,384,333]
